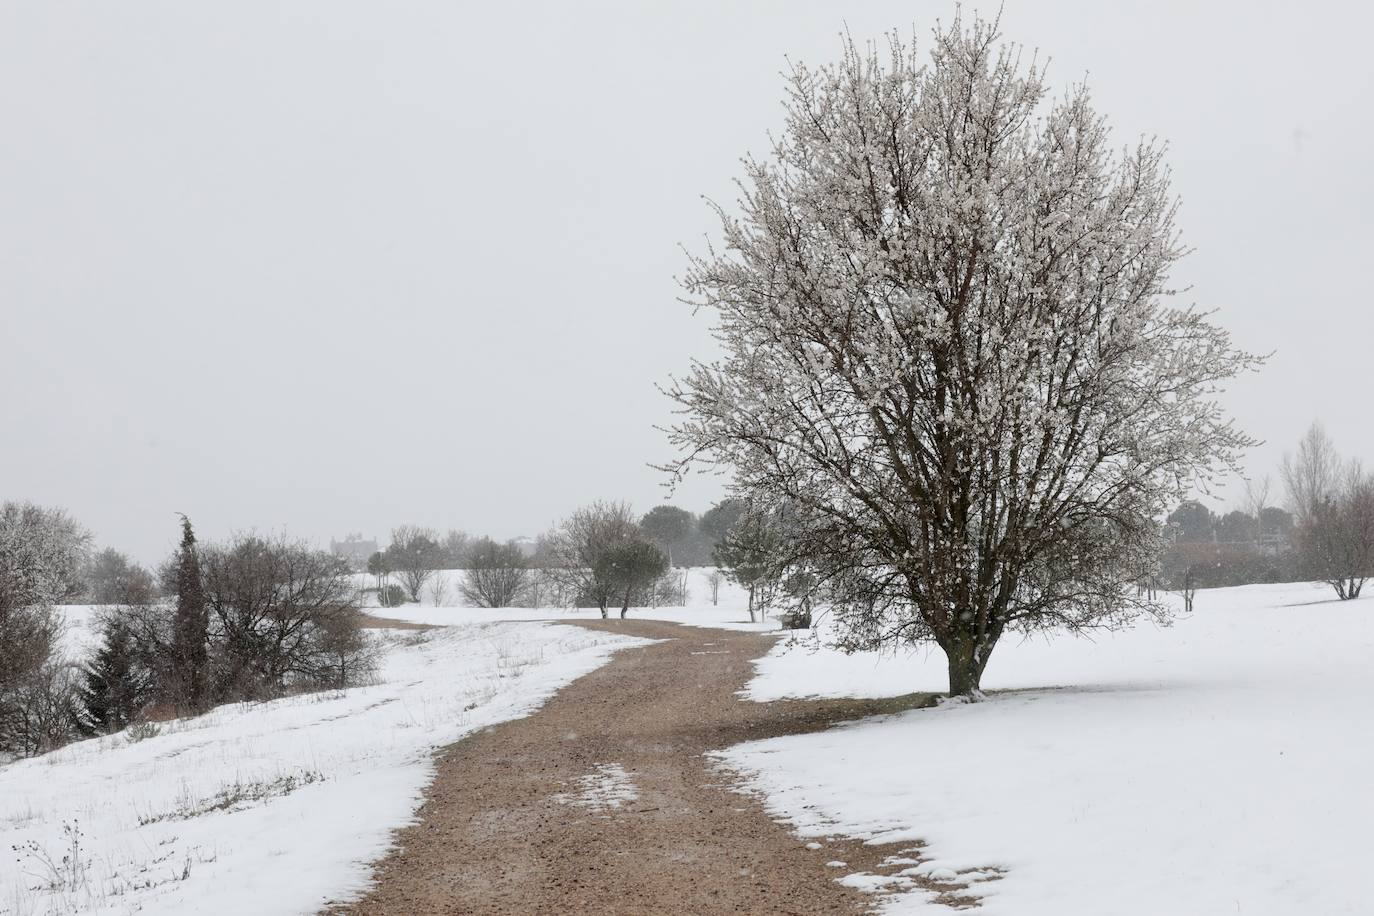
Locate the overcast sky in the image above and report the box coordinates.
[2,1,1371,562]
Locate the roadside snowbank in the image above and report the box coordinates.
[1,618,647,915]
[719,582,1374,915]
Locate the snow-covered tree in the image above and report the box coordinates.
[0,502,89,754]
[665,15,1259,697]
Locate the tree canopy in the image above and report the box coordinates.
[666,15,1258,696]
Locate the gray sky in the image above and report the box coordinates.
[2,1,1371,562]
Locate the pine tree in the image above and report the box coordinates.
[79,618,149,734]
[170,515,209,711]
[712,506,783,624]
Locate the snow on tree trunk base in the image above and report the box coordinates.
[944,638,994,699]
[937,690,988,706]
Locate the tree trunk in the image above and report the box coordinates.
[598,599,608,620]
[620,589,631,618]
[747,584,756,623]
[943,634,993,699]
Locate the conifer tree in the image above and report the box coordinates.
[79,617,149,734]
[170,514,209,711]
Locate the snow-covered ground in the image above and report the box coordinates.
[718,581,1374,915]
[13,572,1356,916]
[0,612,649,916]
[0,568,767,916]
[362,568,779,634]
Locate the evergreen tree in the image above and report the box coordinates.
[713,506,785,624]
[595,539,668,618]
[79,617,150,734]
[170,515,209,711]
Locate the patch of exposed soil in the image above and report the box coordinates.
[359,614,437,631]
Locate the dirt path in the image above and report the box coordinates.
[329,619,935,915]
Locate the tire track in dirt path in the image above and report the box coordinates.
[327,619,936,915]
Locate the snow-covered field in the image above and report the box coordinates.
[0,568,770,916]
[10,572,1360,916]
[0,611,649,916]
[719,581,1374,915]
[354,568,777,634]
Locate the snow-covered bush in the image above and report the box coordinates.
[0,502,89,756]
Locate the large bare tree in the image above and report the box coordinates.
[666,16,1258,697]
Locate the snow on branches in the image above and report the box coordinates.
[664,13,1260,696]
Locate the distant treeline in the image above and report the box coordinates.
[1161,423,1374,600]
[357,500,756,615]
[343,502,746,577]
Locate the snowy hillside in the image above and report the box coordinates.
[0,616,647,915]
[719,581,1374,915]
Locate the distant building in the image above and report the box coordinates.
[510,536,538,559]
[330,533,379,571]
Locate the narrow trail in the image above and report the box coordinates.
[328,619,937,915]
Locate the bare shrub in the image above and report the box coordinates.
[385,526,442,602]
[301,606,378,689]
[426,575,450,607]
[460,538,529,608]
[1282,424,1374,599]
[200,535,373,699]
[138,770,323,824]
[126,720,160,743]
[706,570,724,606]
[13,820,89,894]
[647,569,689,607]
[0,663,85,757]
